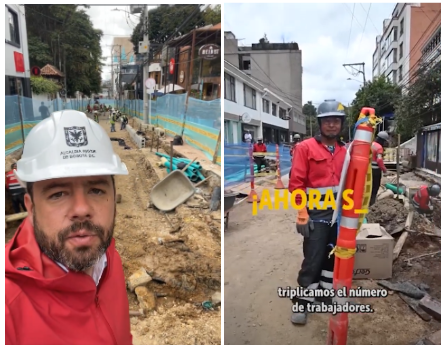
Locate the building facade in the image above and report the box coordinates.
[5,4,31,98]
[224,31,306,137]
[224,60,290,144]
[372,3,441,86]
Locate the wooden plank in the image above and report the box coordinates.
[419,294,441,321]
[393,231,408,261]
[5,211,28,223]
[398,293,432,321]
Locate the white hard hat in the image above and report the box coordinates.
[377,131,389,141]
[15,110,128,185]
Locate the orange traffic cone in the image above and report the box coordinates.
[247,189,260,203]
[274,169,286,189]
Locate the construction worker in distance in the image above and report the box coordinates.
[289,134,301,178]
[93,110,99,123]
[6,163,26,213]
[5,110,132,345]
[412,183,440,217]
[290,134,301,158]
[120,114,128,130]
[110,111,116,132]
[253,137,269,173]
[369,131,389,206]
[288,99,347,325]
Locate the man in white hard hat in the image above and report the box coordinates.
[5,110,132,345]
[370,131,389,206]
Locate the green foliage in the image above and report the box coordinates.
[131,5,215,55]
[395,61,441,140]
[349,75,402,127]
[25,5,103,97]
[302,101,318,136]
[30,76,61,94]
[202,5,221,25]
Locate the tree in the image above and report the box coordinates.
[30,76,61,95]
[202,4,220,25]
[395,60,441,141]
[130,5,212,55]
[25,5,103,96]
[349,75,401,132]
[302,101,317,136]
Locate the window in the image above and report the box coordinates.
[393,70,397,84]
[6,7,20,46]
[262,99,269,113]
[243,84,256,109]
[279,107,286,119]
[272,103,277,116]
[399,43,403,59]
[398,65,403,81]
[400,18,404,37]
[224,73,236,102]
[386,51,394,68]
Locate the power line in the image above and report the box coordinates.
[359,3,380,34]
[346,3,356,58]
[357,3,371,49]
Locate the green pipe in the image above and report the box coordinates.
[384,183,405,195]
[156,153,203,170]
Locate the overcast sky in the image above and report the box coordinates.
[224,3,396,107]
[85,5,150,81]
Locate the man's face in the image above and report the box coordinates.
[320,117,342,139]
[25,176,116,272]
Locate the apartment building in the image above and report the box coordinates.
[372,3,441,86]
[224,31,306,137]
[224,60,290,144]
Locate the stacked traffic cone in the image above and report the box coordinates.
[247,188,260,203]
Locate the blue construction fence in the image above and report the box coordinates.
[5,96,89,156]
[224,142,292,187]
[5,94,221,165]
[98,94,221,165]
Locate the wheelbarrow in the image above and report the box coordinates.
[150,170,196,212]
[224,192,246,231]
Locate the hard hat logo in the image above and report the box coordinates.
[337,103,344,111]
[64,127,88,147]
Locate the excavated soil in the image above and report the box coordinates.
[5,117,221,345]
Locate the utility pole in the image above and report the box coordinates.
[343,62,366,86]
[142,5,150,125]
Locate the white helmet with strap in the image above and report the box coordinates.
[15,110,128,186]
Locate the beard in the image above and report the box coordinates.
[34,213,114,272]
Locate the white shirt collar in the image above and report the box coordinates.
[56,253,108,286]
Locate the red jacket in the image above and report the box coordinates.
[413,185,431,211]
[5,218,132,345]
[290,143,298,158]
[6,170,26,195]
[289,136,346,220]
[371,141,387,172]
[253,143,267,156]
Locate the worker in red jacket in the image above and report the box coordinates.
[412,184,440,216]
[369,131,389,206]
[289,134,301,178]
[6,110,132,345]
[288,99,347,325]
[253,137,269,173]
[6,163,26,213]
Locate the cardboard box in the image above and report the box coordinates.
[353,224,394,280]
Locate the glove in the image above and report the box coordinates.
[295,209,314,238]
